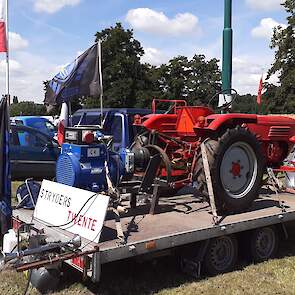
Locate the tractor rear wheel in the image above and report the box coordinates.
[194,126,264,213]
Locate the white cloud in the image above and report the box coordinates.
[9,32,29,51]
[251,18,286,40]
[245,0,284,11]
[0,59,22,73]
[34,0,80,14]
[141,47,168,65]
[0,52,58,102]
[126,8,200,36]
[0,44,90,102]
[231,55,279,95]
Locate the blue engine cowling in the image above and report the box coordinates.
[56,143,124,192]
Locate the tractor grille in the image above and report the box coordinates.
[56,155,76,186]
[268,126,290,138]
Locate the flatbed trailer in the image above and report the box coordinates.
[11,189,295,283]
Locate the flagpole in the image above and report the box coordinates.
[5,0,9,104]
[98,40,103,127]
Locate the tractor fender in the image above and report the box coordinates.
[204,113,258,131]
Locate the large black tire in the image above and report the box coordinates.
[203,235,238,275]
[194,126,265,213]
[250,226,279,263]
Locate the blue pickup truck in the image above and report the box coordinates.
[71,108,153,151]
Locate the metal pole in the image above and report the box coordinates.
[222,0,232,94]
[5,0,9,104]
[98,40,103,127]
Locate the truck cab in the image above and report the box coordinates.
[71,108,152,151]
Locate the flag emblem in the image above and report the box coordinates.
[0,0,7,52]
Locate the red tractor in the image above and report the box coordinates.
[132,98,295,213]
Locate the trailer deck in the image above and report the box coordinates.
[13,190,295,266]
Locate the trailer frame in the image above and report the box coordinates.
[12,187,295,284]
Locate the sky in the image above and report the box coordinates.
[0,0,288,103]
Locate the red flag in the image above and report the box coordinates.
[57,102,69,145]
[257,75,263,105]
[0,0,7,52]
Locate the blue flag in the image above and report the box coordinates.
[0,96,11,234]
[45,43,101,105]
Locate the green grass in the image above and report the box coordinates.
[11,181,22,206]
[2,182,295,294]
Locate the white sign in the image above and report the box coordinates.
[34,180,110,244]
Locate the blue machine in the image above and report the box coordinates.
[56,142,124,192]
[55,111,146,193]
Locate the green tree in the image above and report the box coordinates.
[90,23,146,108]
[154,55,221,106]
[232,94,257,114]
[128,63,162,108]
[10,101,46,116]
[159,56,190,100]
[12,96,18,104]
[187,55,221,105]
[267,0,295,113]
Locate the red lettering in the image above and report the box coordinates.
[78,215,83,226]
[87,217,93,229]
[66,211,97,232]
[72,212,77,224]
[67,210,72,221]
[82,215,88,228]
[91,219,97,231]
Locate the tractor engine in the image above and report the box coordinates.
[56,127,125,192]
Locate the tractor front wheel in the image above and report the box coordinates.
[194,126,264,213]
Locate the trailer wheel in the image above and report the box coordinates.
[194,126,264,213]
[250,226,279,263]
[204,235,238,275]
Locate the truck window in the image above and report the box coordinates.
[16,129,48,147]
[112,116,122,145]
[72,113,102,126]
[45,121,56,132]
[14,120,23,125]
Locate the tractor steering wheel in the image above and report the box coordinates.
[208,89,238,111]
